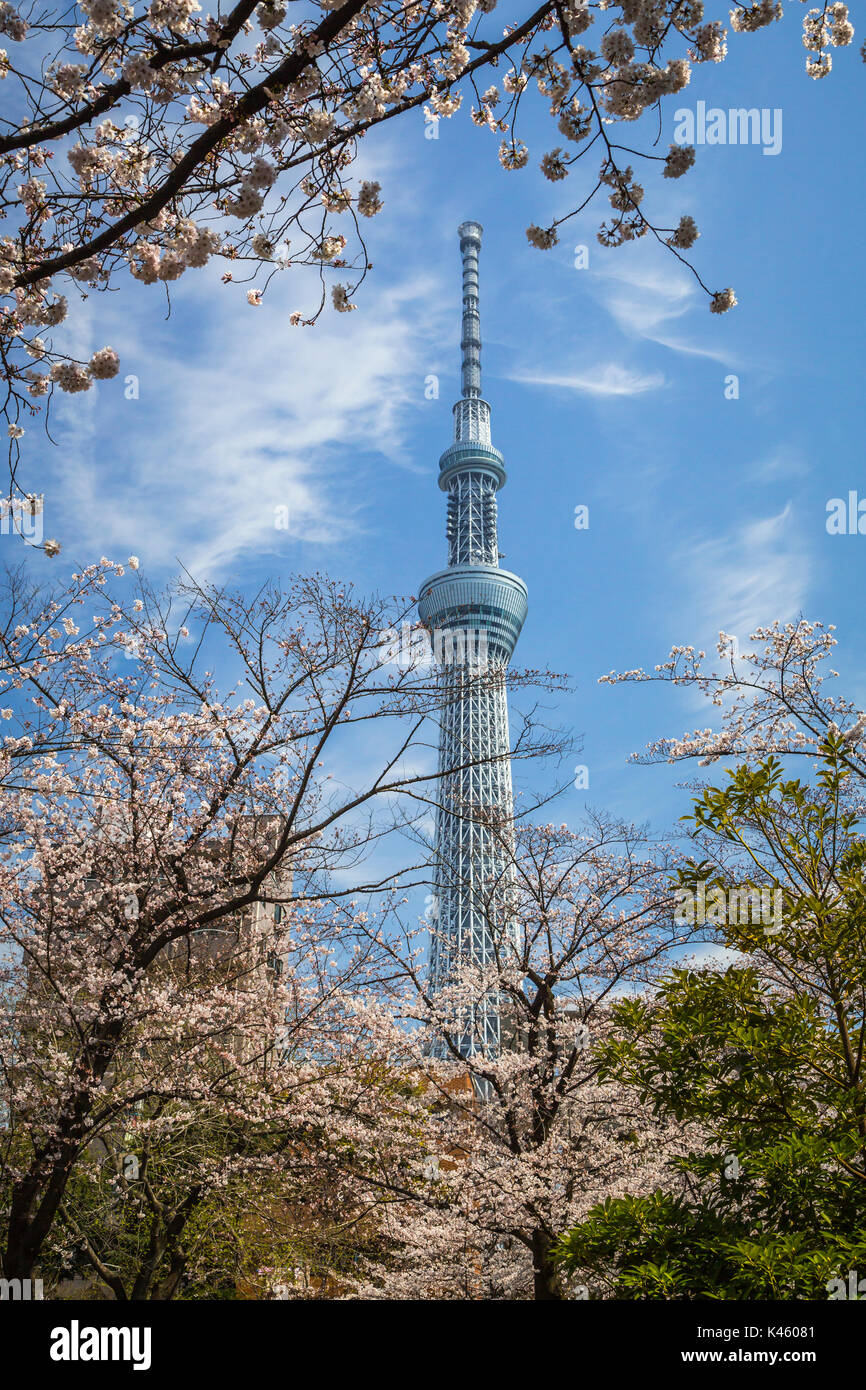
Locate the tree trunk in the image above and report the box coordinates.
[531,1229,565,1300]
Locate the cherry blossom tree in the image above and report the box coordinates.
[0,557,563,1282]
[324,816,705,1299]
[37,903,404,1299]
[601,619,866,778]
[0,0,857,521]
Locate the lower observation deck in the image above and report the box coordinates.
[418,564,528,664]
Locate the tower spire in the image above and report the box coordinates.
[458,220,483,400]
[453,222,491,449]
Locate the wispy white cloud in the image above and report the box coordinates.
[750,443,811,482]
[680,503,810,645]
[44,266,448,578]
[591,257,738,366]
[510,362,665,397]
[649,333,735,365]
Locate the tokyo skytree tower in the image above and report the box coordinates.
[418,222,528,1059]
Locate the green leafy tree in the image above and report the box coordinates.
[557,744,866,1299]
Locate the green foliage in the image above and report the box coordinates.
[557,748,866,1299]
[557,1191,860,1300]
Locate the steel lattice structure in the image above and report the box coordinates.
[418,222,528,1059]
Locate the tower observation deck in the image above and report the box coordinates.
[418,222,527,1059]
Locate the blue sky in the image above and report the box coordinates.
[29,12,866,848]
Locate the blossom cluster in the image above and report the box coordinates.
[0,0,855,512]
